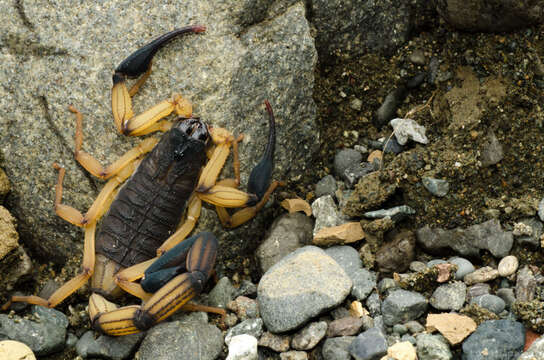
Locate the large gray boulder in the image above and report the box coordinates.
[0,1,317,267]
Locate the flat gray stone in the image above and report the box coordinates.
[416,333,452,360]
[382,290,428,326]
[0,1,317,264]
[430,281,467,311]
[462,320,525,360]
[416,219,513,258]
[258,246,352,332]
[138,316,223,360]
[76,331,144,360]
[348,327,387,360]
[0,305,68,356]
[257,212,314,273]
[322,336,356,360]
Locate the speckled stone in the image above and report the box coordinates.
[258,246,352,332]
[416,219,513,258]
[138,312,223,360]
[0,306,68,356]
[0,1,317,264]
[257,213,314,273]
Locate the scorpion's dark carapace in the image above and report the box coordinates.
[95,118,209,269]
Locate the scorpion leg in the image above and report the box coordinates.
[69,106,158,180]
[215,101,284,228]
[195,129,257,207]
[156,193,202,255]
[90,232,223,336]
[2,223,97,310]
[112,26,205,135]
[53,160,138,227]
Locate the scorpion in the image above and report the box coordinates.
[2,26,280,336]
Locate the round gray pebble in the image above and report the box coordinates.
[334,149,363,178]
[471,294,506,314]
[448,257,475,280]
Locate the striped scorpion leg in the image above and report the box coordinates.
[112,26,205,136]
[90,232,224,336]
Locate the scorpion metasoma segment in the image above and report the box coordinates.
[3,26,282,336]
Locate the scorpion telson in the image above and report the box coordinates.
[3,26,283,336]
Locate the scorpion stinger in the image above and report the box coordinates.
[213,100,285,229]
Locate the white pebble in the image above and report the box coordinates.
[226,334,258,360]
[0,340,36,360]
[498,256,519,277]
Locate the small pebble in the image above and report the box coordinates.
[334,149,363,178]
[389,118,428,145]
[315,175,338,198]
[463,266,499,285]
[291,321,327,350]
[226,334,258,360]
[225,318,263,345]
[466,283,491,302]
[404,321,425,334]
[409,49,426,65]
[393,324,408,335]
[363,205,415,222]
[387,341,417,360]
[471,294,506,314]
[496,288,516,308]
[322,336,356,360]
[409,261,427,272]
[422,177,449,197]
[327,317,364,337]
[498,255,519,277]
[350,98,363,111]
[430,281,466,311]
[349,327,388,360]
[0,340,36,360]
[415,334,452,360]
[227,296,260,320]
[280,350,308,360]
[258,332,290,352]
[448,257,475,280]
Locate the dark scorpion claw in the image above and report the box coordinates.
[141,232,217,294]
[247,100,275,204]
[113,25,206,84]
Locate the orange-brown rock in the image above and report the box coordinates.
[426,313,477,345]
[313,222,365,246]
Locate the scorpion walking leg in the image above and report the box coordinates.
[195,130,257,207]
[156,194,202,256]
[69,106,158,180]
[53,161,138,227]
[2,223,97,310]
[90,232,223,336]
[112,26,205,136]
